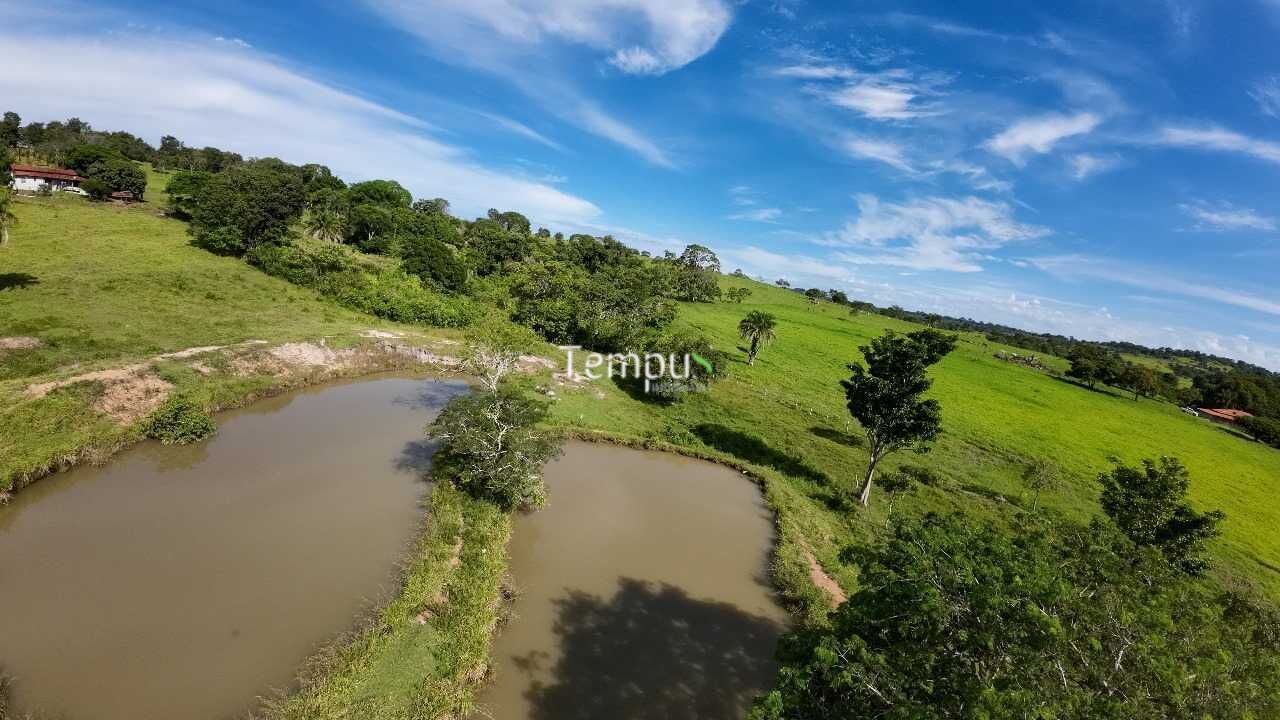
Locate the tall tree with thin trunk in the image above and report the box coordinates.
[0,189,16,248]
[841,329,956,506]
[738,310,777,366]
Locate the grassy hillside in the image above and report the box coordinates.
[549,277,1280,599]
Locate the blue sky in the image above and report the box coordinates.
[4,0,1280,368]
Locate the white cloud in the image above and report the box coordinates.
[728,185,759,206]
[728,207,782,223]
[363,0,715,167]
[984,112,1100,165]
[842,137,918,173]
[0,32,601,226]
[773,64,856,80]
[827,73,943,120]
[1157,125,1280,165]
[1178,201,1277,232]
[719,245,856,284]
[573,101,676,168]
[370,0,730,76]
[1250,76,1280,118]
[1068,153,1120,180]
[821,194,1048,272]
[1031,255,1280,317]
[476,111,565,151]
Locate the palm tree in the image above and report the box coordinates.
[0,189,16,248]
[304,207,345,243]
[738,311,777,366]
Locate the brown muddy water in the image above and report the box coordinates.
[0,375,467,720]
[474,441,789,720]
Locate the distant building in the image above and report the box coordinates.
[1196,407,1253,424]
[9,164,85,193]
[110,190,137,203]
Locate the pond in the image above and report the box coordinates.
[0,375,467,719]
[474,440,789,720]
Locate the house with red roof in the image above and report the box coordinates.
[8,163,86,193]
[1196,407,1253,424]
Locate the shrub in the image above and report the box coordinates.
[143,396,216,444]
[81,177,111,201]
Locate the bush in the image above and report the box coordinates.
[81,177,112,201]
[143,396,216,444]
[246,241,480,328]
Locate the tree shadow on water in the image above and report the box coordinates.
[693,424,829,484]
[0,273,38,291]
[393,380,469,411]
[395,439,441,477]
[518,578,784,720]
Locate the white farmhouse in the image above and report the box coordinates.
[8,163,86,193]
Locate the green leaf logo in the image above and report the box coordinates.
[691,353,713,374]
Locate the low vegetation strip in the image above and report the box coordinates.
[259,483,511,720]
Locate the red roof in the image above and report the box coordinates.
[10,164,85,182]
[1197,408,1253,422]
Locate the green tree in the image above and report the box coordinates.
[1099,456,1224,574]
[738,311,777,366]
[346,179,411,208]
[829,289,849,305]
[848,300,875,316]
[726,286,753,303]
[0,111,20,147]
[62,142,117,174]
[0,189,16,247]
[401,214,468,291]
[304,207,346,243]
[752,512,1280,720]
[86,158,147,199]
[775,278,790,288]
[1121,363,1160,401]
[0,145,12,187]
[428,386,560,510]
[1068,343,1121,389]
[189,160,305,255]
[164,170,211,220]
[841,329,957,506]
[1240,415,1280,449]
[1020,457,1062,511]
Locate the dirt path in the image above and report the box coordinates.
[805,550,848,608]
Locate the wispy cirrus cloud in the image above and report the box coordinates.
[1068,152,1121,180]
[826,70,946,121]
[984,112,1101,165]
[1250,76,1280,118]
[728,207,783,223]
[842,136,918,173]
[1178,201,1277,232]
[820,194,1048,272]
[1156,125,1280,165]
[1031,254,1280,317]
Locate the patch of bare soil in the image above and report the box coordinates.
[806,550,848,608]
[26,363,149,398]
[96,375,174,424]
[0,336,41,351]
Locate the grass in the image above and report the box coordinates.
[546,277,1280,600]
